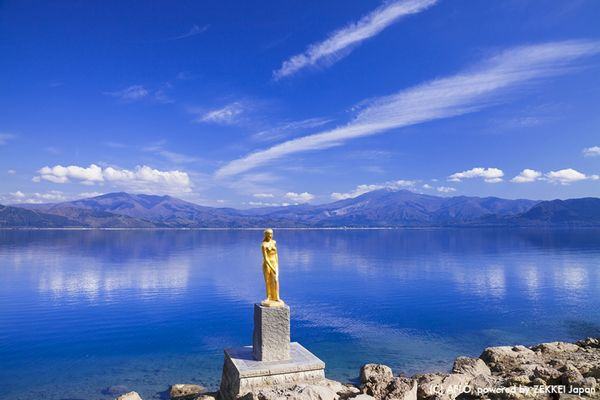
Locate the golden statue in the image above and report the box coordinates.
[261,228,284,307]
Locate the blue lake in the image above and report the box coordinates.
[1,229,599,400]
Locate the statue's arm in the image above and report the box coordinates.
[262,244,276,274]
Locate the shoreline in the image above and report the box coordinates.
[114,337,600,400]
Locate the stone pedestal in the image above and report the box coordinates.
[252,303,290,362]
[220,342,325,400]
[219,303,326,400]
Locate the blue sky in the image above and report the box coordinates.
[1,0,600,207]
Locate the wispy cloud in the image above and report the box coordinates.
[218,40,600,178]
[105,85,150,102]
[142,141,203,164]
[104,80,176,104]
[0,133,16,145]
[273,0,438,80]
[34,164,192,194]
[167,24,209,41]
[331,179,415,200]
[252,117,333,142]
[583,146,600,157]
[449,167,504,183]
[193,102,247,125]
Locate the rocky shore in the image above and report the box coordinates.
[115,338,600,400]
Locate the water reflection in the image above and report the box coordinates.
[1,229,600,400]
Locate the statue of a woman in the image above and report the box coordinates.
[261,228,284,307]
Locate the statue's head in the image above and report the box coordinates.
[263,228,273,241]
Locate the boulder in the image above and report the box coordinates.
[480,345,537,373]
[416,373,470,400]
[385,377,417,400]
[116,392,143,400]
[351,395,376,400]
[360,364,395,399]
[561,364,585,387]
[170,384,205,399]
[360,364,394,385]
[532,342,580,354]
[452,357,491,377]
[532,365,561,384]
[254,382,337,400]
[576,338,600,349]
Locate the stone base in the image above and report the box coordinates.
[219,342,326,400]
[253,303,290,362]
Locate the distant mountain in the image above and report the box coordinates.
[0,204,76,228]
[512,198,600,226]
[8,190,600,228]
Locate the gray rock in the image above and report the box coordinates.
[115,392,143,400]
[416,373,470,400]
[480,345,538,373]
[170,384,205,399]
[352,395,376,400]
[561,364,585,387]
[386,377,417,400]
[576,338,600,349]
[452,357,491,377]
[255,382,337,400]
[360,364,394,385]
[532,342,580,354]
[253,304,291,362]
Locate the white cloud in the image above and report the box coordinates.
[78,192,105,198]
[35,164,192,193]
[196,102,246,125]
[253,193,274,198]
[10,191,25,198]
[544,168,598,185]
[6,190,67,204]
[218,40,600,178]
[273,0,438,80]
[422,183,432,189]
[0,133,15,145]
[437,186,456,193]
[248,201,290,207]
[284,192,315,203]
[7,169,16,175]
[448,167,504,183]
[331,179,415,200]
[511,169,542,183]
[583,146,600,157]
[105,85,150,101]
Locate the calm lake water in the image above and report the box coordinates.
[1,229,599,400]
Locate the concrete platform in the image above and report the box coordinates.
[219,342,325,400]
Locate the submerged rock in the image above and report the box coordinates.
[115,392,143,400]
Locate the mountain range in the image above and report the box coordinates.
[1,190,599,228]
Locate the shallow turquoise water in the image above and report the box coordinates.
[1,229,599,399]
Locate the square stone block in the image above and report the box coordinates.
[252,303,290,362]
[220,342,326,400]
